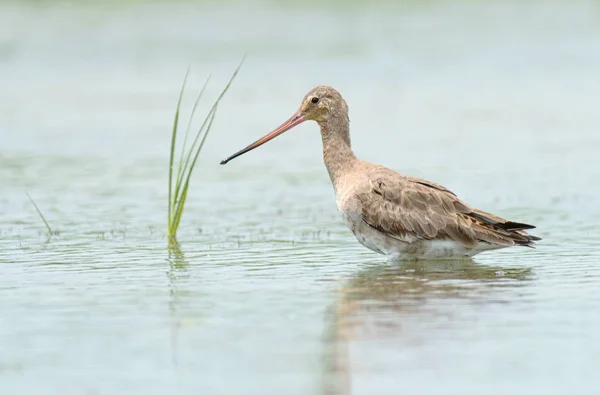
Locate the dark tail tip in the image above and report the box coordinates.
[516,233,542,248]
[500,221,536,231]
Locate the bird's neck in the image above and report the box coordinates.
[319,115,356,184]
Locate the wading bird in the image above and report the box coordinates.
[220,86,540,260]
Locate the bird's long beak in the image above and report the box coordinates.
[220,111,305,165]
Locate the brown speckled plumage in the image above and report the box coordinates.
[351,165,539,248]
[221,85,541,260]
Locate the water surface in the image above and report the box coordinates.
[1,1,599,394]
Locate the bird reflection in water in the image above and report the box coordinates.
[321,259,533,395]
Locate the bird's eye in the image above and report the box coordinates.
[311,97,319,104]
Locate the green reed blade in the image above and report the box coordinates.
[174,75,211,198]
[175,56,245,199]
[171,106,218,234]
[168,66,190,228]
[26,193,53,235]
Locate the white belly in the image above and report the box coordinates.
[340,210,503,261]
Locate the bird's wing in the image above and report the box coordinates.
[404,175,458,196]
[355,172,479,246]
[354,168,539,247]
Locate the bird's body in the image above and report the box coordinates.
[221,85,540,260]
[333,161,537,260]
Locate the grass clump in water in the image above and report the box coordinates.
[167,59,244,244]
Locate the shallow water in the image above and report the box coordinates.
[1,1,600,394]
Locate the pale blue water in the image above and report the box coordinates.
[1,1,600,394]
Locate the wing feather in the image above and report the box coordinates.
[356,174,479,246]
[354,167,540,247]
